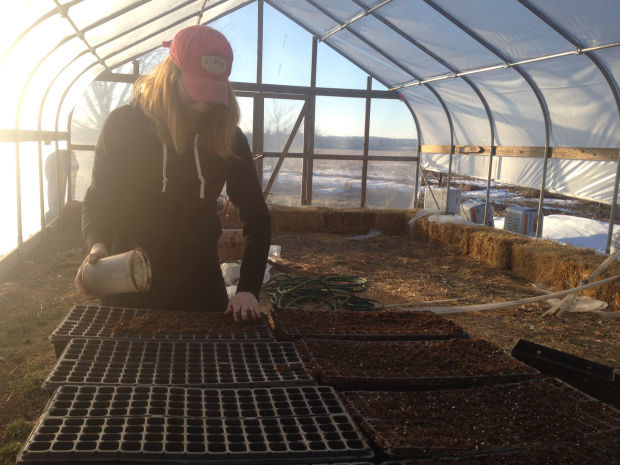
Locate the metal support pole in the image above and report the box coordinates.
[444,144,455,214]
[361,76,372,207]
[254,0,264,184]
[414,144,421,208]
[535,147,550,237]
[263,102,307,199]
[14,142,23,257]
[37,139,45,233]
[606,154,620,253]
[483,146,496,225]
[402,99,423,210]
[305,36,317,205]
[66,109,74,204]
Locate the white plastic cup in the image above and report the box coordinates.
[82,248,152,295]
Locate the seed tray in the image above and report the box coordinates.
[44,338,314,393]
[512,338,619,408]
[381,438,620,464]
[50,305,274,357]
[343,378,620,460]
[18,385,374,465]
[272,308,468,342]
[298,339,540,391]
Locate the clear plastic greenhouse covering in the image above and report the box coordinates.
[0,0,619,202]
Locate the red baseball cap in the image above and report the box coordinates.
[162,25,233,106]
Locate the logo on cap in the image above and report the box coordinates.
[201,55,227,74]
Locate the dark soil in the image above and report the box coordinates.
[272,233,620,370]
[344,379,620,458]
[297,339,538,389]
[272,308,466,340]
[417,440,620,465]
[112,311,265,337]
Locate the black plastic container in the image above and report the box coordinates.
[343,378,620,460]
[511,338,619,408]
[18,385,374,464]
[44,338,314,393]
[299,339,540,391]
[50,305,274,357]
[379,438,620,464]
[272,308,468,342]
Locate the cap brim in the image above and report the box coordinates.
[182,71,229,106]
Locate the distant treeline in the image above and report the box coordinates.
[247,133,417,152]
[315,135,417,151]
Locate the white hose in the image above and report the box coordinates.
[402,274,620,315]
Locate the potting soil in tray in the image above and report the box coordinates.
[273,308,466,341]
[50,305,274,357]
[381,438,620,464]
[18,384,374,465]
[297,338,540,390]
[343,378,620,460]
[44,338,314,393]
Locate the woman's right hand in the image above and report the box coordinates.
[74,242,109,298]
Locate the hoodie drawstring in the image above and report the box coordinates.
[161,136,206,199]
[162,143,168,193]
[193,134,206,199]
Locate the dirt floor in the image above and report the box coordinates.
[271,232,620,371]
[0,213,619,463]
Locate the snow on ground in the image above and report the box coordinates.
[494,215,617,254]
[420,184,617,254]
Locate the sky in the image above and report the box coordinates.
[209,2,417,140]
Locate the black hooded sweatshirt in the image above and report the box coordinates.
[82,104,271,312]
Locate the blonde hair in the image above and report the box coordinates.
[132,57,240,157]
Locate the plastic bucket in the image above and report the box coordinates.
[82,248,151,295]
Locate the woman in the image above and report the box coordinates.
[74,25,271,322]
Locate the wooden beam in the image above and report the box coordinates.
[421,145,619,161]
[0,129,69,143]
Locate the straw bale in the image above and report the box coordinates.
[323,209,377,234]
[511,240,620,307]
[468,229,529,270]
[410,217,478,255]
[269,205,327,233]
[373,209,412,235]
[410,215,432,240]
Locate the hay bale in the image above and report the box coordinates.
[410,216,479,255]
[468,229,529,270]
[269,205,327,233]
[512,240,620,309]
[374,209,412,236]
[410,215,432,241]
[324,209,377,234]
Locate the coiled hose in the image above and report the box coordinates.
[263,273,384,311]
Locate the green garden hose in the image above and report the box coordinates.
[263,273,384,311]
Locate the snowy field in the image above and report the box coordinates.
[420,185,618,255]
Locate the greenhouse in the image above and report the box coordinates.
[0,1,619,464]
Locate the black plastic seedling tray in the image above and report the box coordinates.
[44,338,314,393]
[50,305,274,357]
[298,339,540,391]
[343,378,620,460]
[272,308,468,342]
[380,438,620,464]
[511,338,619,408]
[379,437,620,463]
[18,385,374,465]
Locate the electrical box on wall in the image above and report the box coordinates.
[504,205,540,236]
[423,187,461,214]
[460,200,494,226]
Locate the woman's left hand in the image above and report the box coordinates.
[225,291,261,322]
